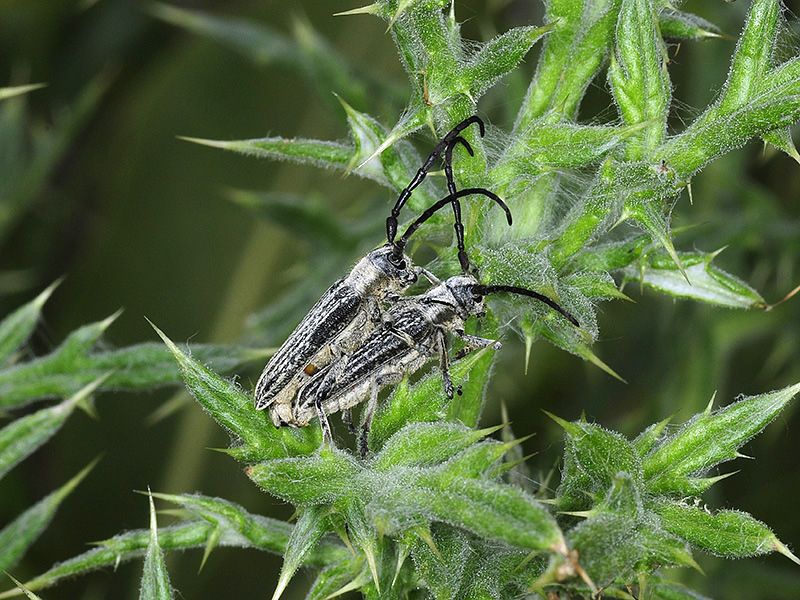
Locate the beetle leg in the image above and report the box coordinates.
[315,397,334,448]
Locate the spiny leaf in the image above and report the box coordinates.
[432,435,527,482]
[246,447,360,505]
[569,513,642,584]
[571,231,655,273]
[0,522,214,598]
[632,416,671,457]
[463,24,552,101]
[1,574,42,600]
[643,383,800,495]
[636,522,701,573]
[303,558,365,600]
[340,97,395,181]
[655,500,799,562]
[550,413,640,511]
[340,500,381,593]
[2,496,349,598]
[0,278,62,367]
[382,470,564,553]
[139,491,174,600]
[0,459,98,573]
[658,7,723,40]
[0,374,108,482]
[334,3,383,18]
[565,271,630,302]
[352,105,427,176]
[179,135,355,176]
[623,191,686,281]
[0,338,264,409]
[272,505,330,600]
[372,422,501,471]
[145,492,349,567]
[0,311,119,408]
[621,248,767,309]
[149,320,317,459]
[409,530,462,597]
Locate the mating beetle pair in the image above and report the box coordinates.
[254,117,579,454]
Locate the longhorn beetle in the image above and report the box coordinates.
[254,118,511,426]
[293,266,580,456]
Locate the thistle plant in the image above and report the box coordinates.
[2,0,800,599]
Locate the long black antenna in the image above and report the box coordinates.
[395,188,512,252]
[443,136,470,273]
[386,116,485,244]
[473,284,580,327]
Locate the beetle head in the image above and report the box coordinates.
[445,274,486,319]
[368,244,418,290]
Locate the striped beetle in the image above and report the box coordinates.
[292,263,580,456]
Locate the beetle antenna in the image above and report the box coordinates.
[394,187,511,254]
[443,135,470,273]
[473,284,580,327]
[386,116,485,244]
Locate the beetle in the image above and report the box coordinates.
[292,270,580,456]
[254,118,511,426]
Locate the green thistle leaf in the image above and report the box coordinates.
[0,460,97,573]
[609,0,670,158]
[658,7,722,40]
[654,500,800,563]
[272,505,330,600]
[247,447,359,505]
[643,384,800,496]
[621,248,767,309]
[150,320,317,460]
[549,413,641,511]
[0,278,61,367]
[0,377,105,481]
[139,492,174,600]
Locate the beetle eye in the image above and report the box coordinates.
[389,253,406,269]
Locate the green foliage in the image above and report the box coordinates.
[0,292,264,409]
[139,492,174,600]
[0,460,97,574]
[553,386,800,586]
[1,0,799,599]
[0,283,263,597]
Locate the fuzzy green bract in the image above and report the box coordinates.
[3,0,800,599]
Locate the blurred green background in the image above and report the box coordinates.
[1,0,799,598]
